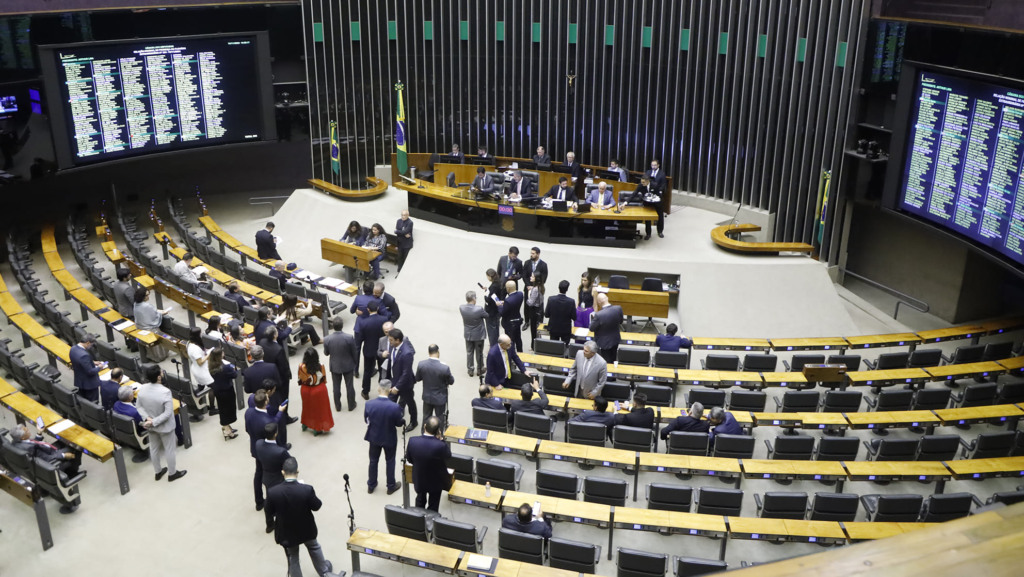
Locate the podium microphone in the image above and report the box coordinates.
[343,472,356,535]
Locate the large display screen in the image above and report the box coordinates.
[886,64,1024,269]
[39,32,276,169]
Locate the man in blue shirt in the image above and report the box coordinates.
[707,406,743,441]
[501,502,552,538]
[655,323,692,352]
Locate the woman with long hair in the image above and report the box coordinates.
[298,347,334,435]
[576,272,595,329]
[362,223,388,280]
[280,294,320,346]
[527,275,546,350]
[208,348,239,440]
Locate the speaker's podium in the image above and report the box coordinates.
[320,238,380,273]
[802,364,848,389]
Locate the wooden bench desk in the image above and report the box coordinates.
[637,452,744,478]
[760,371,809,388]
[445,425,539,456]
[2,392,63,427]
[446,479,505,510]
[614,506,729,537]
[519,352,573,374]
[769,337,849,352]
[537,325,658,346]
[0,292,21,316]
[347,528,462,574]
[977,316,1024,336]
[924,361,1007,382]
[844,332,921,350]
[40,227,57,253]
[0,467,53,550]
[998,356,1024,373]
[843,460,951,484]
[717,372,765,389]
[675,369,723,386]
[945,456,1024,480]
[536,439,594,464]
[502,489,613,527]
[846,368,931,388]
[711,223,814,254]
[0,378,17,398]
[844,410,942,432]
[934,404,1024,427]
[43,251,65,273]
[8,313,52,348]
[727,517,846,545]
[840,521,934,542]
[593,284,670,318]
[606,364,675,383]
[741,459,847,483]
[691,337,773,351]
[916,325,985,344]
[35,334,72,367]
[320,238,380,272]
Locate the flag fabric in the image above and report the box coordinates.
[816,170,831,245]
[329,121,340,175]
[395,82,408,176]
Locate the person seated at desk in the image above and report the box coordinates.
[532,145,551,167]
[656,323,692,352]
[568,396,616,435]
[174,251,200,283]
[659,402,709,439]
[256,221,282,261]
[133,288,167,331]
[508,170,535,202]
[614,392,655,430]
[471,166,496,198]
[279,294,320,346]
[586,181,616,210]
[361,223,388,281]
[544,176,577,203]
[113,385,144,431]
[449,143,465,163]
[502,502,552,539]
[224,281,257,313]
[508,379,547,423]
[562,151,585,179]
[9,424,83,513]
[476,145,491,160]
[99,367,127,410]
[707,406,743,442]
[608,159,628,182]
[270,261,290,291]
[341,220,366,245]
[471,384,506,411]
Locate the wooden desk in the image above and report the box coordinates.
[320,238,379,272]
[840,521,934,542]
[447,479,505,510]
[606,364,675,383]
[675,370,722,386]
[691,337,773,351]
[761,372,809,388]
[977,316,1024,336]
[844,332,921,349]
[593,285,670,318]
[519,352,573,373]
[727,517,845,544]
[1,393,63,427]
[844,410,941,431]
[51,422,115,461]
[998,356,1024,373]
[945,456,1024,480]
[43,251,65,272]
[718,372,765,389]
[503,489,613,527]
[843,460,951,482]
[308,177,388,200]
[40,227,57,253]
[846,368,931,388]
[0,377,19,397]
[638,453,744,477]
[9,313,51,340]
[769,337,849,352]
[916,325,984,343]
[348,528,462,573]
[0,292,22,316]
[445,426,539,456]
[934,404,1024,427]
[536,440,594,463]
[741,459,847,482]
[797,412,850,431]
[52,269,81,292]
[711,223,814,254]
[924,361,1007,382]
[35,334,72,366]
[544,325,657,346]
[613,507,728,537]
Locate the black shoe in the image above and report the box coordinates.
[256,502,264,511]
[348,404,357,412]
[155,467,168,481]
[284,443,292,450]
[168,470,188,482]
[132,451,150,463]
[265,525,274,534]
[354,371,360,378]
[387,482,402,495]
[368,484,376,494]
[403,423,417,433]
[59,504,79,514]
[361,391,369,400]
[286,416,299,425]
[644,234,651,240]
[658,232,664,238]
[208,409,220,416]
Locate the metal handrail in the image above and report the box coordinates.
[248,195,291,217]
[843,269,930,321]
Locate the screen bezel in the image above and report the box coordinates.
[38,31,277,170]
[882,60,1024,274]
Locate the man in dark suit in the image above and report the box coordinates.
[224,281,254,313]
[260,326,296,425]
[359,302,389,399]
[707,406,744,442]
[562,151,585,178]
[363,380,405,495]
[532,145,551,166]
[244,389,288,511]
[406,416,452,512]
[394,210,414,273]
[265,457,334,577]
[484,335,533,390]
[10,424,83,513]
[496,246,523,294]
[521,247,548,349]
[568,396,616,436]
[448,143,465,162]
[254,307,275,347]
[373,282,401,323]
[98,377,121,410]
[243,346,281,394]
[499,281,525,353]
[508,170,535,201]
[323,317,359,412]
[476,145,491,159]
[351,281,388,377]
[471,384,506,411]
[255,222,282,261]
[645,159,668,193]
[614,392,655,430]
[255,423,291,532]
[502,502,553,538]
[416,344,454,428]
[482,269,502,348]
[70,334,104,403]
[385,328,418,432]
[471,166,496,197]
[544,280,577,345]
[508,379,548,424]
[659,402,709,439]
[521,247,548,290]
[590,292,623,364]
[544,176,578,203]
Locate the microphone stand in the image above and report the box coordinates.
[343,474,356,536]
[401,423,410,508]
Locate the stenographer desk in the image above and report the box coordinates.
[398,178,658,248]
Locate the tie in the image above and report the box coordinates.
[31,439,58,451]
[558,189,564,201]
[503,349,511,378]
[386,346,394,375]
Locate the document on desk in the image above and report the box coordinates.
[48,419,75,435]
[466,554,497,572]
[319,277,345,289]
[574,327,591,337]
[111,319,135,331]
[293,270,319,281]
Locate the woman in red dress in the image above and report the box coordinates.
[298,348,334,435]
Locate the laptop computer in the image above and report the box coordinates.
[576,202,592,213]
[552,200,568,212]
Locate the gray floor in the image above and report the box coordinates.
[0,186,1019,576]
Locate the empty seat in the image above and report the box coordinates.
[774,390,820,412]
[912,387,952,411]
[635,383,673,407]
[711,434,755,459]
[860,494,924,522]
[864,438,918,461]
[602,381,632,403]
[820,390,862,413]
[996,381,1024,405]
[741,354,777,372]
[475,458,523,490]
[783,354,826,372]
[701,354,739,371]
[383,505,435,541]
[754,492,808,520]
[567,421,608,447]
[982,341,1015,362]
[765,435,815,460]
[566,343,585,359]
[534,338,566,357]
[919,492,979,522]
[987,489,1024,506]
[864,389,914,412]
[646,483,692,513]
[583,476,628,507]
[916,434,961,461]
[612,425,655,453]
[432,517,485,553]
[608,275,629,289]
[674,556,728,577]
[666,432,709,456]
[816,437,860,461]
[548,537,601,574]
[51,382,82,423]
[960,431,1016,459]
[498,528,545,565]
[687,388,726,408]
[535,469,581,501]
[653,351,689,369]
[808,492,860,522]
[950,382,998,408]
[472,406,509,433]
[826,354,862,372]
[942,344,986,365]
[864,351,909,371]
[447,453,474,483]
[908,348,943,368]
[729,390,767,412]
[514,412,555,440]
[618,347,651,367]
[78,397,113,437]
[616,548,668,577]
[695,487,743,516]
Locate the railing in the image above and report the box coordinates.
[248,195,292,217]
[843,269,930,321]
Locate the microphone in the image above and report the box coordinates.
[171,358,181,365]
[343,473,350,483]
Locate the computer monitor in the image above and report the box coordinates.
[467,156,495,166]
[576,202,592,214]
[0,95,17,118]
[438,154,462,164]
[550,164,574,175]
[595,169,622,180]
[552,200,568,212]
[517,160,537,170]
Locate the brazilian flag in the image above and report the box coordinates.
[330,121,340,176]
[395,82,408,175]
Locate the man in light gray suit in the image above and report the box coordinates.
[416,344,455,428]
[137,363,187,482]
[561,341,607,400]
[323,317,360,412]
[459,291,488,378]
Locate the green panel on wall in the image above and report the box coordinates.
[460,21,469,40]
[532,22,541,42]
[797,37,807,62]
[424,20,433,41]
[496,21,505,41]
[642,26,652,48]
[568,23,578,44]
[312,22,323,42]
[836,41,848,67]
[387,21,397,40]
[757,34,767,57]
[605,24,615,46]
[350,22,361,42]
[679,28,690,50]
[718,31,728,55]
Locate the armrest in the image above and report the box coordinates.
[476,525,488,545]
[60,470,88,488]
[958,437,973,450]
[864,395,878,409]
[863,359,877,370]
[26,362,39,372]
[863,440,875,456]
[699,359,707,370]
[782,359,792,371]
[971,494,983,508]
[773,396,783,411]
[764,439,774,456]
[940,353,952,365]
[950,390,964,404]
[753,493,763,513]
